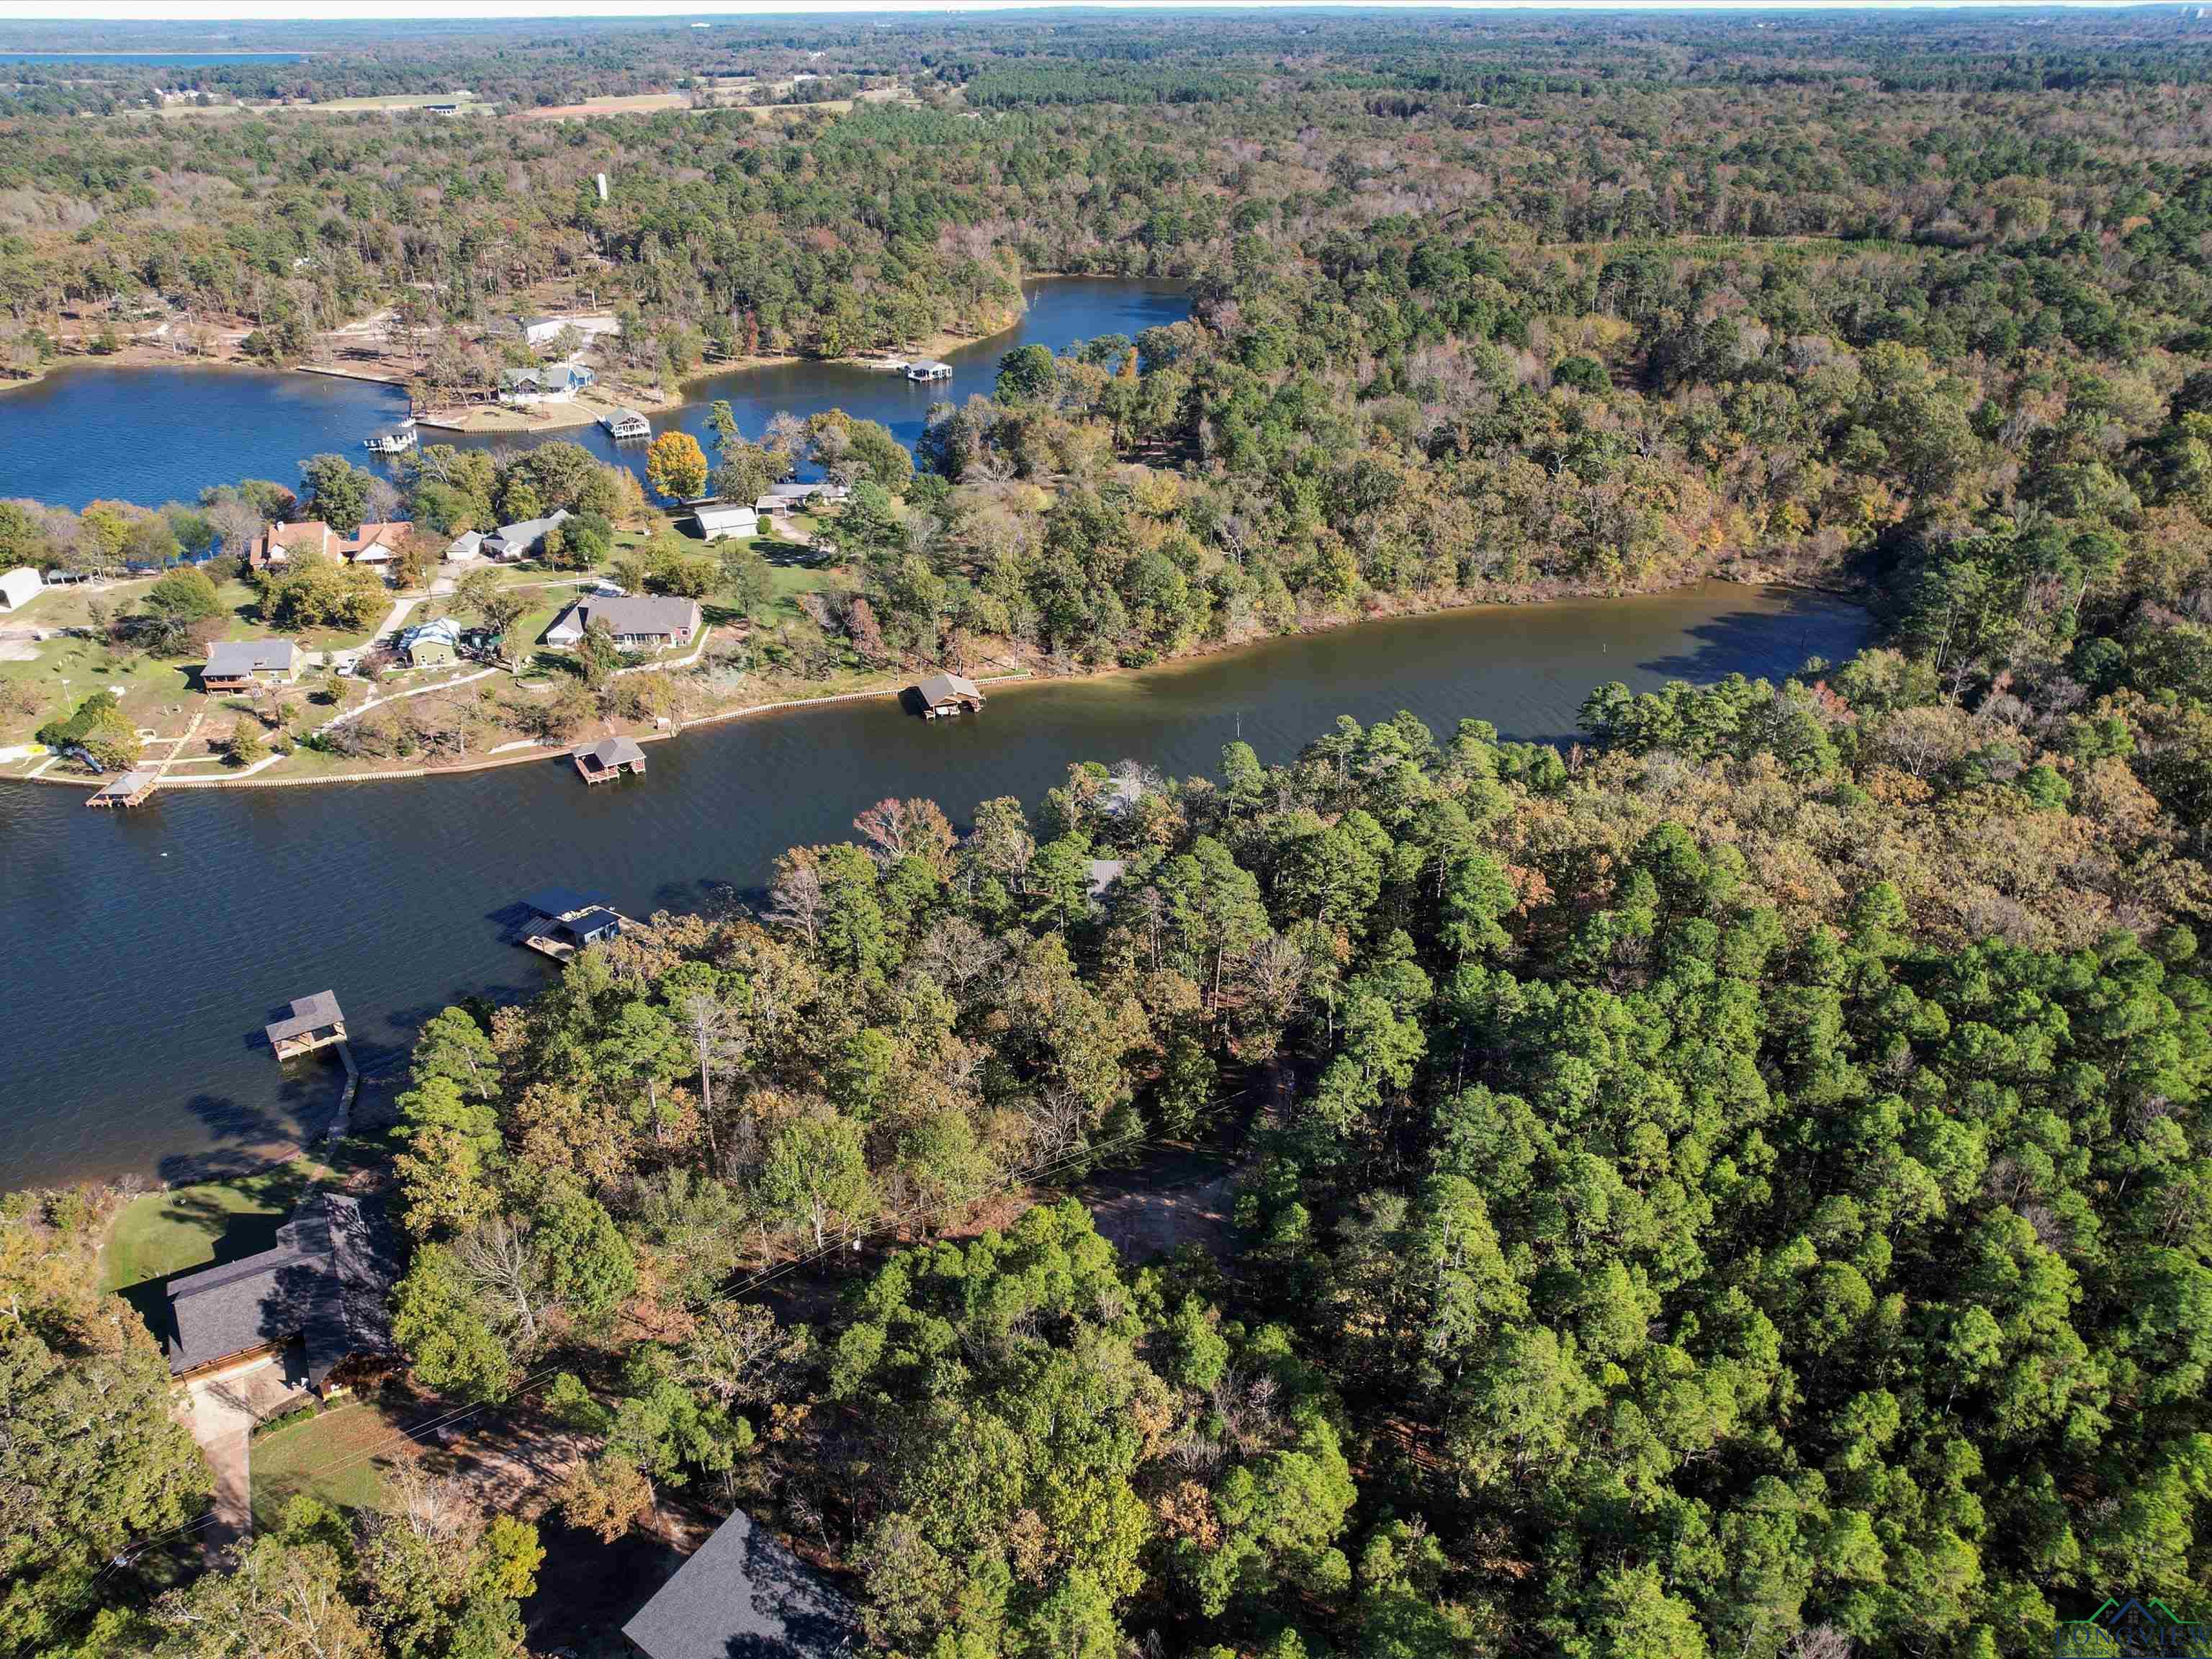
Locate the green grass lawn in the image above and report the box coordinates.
[251,1401,405,1531]
[0,632,199,743]
[763,559,850,625]
[101,1163,329,1293]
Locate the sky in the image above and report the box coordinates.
[0,0,2162,19]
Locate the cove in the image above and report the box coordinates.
[0,279,1190,512]
[0,581,1869,1192]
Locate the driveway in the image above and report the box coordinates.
[182,1356,309,1557]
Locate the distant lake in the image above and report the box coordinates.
[0,280,1190,512]
[0,51,303,64]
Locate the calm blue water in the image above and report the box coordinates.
[0,280,1190,512]
[0,366,406,511]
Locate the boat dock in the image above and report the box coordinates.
[601,408,651,441]
[574,734,648,784]
[364,422,418,455]
[905,359,953,382]
[86,769,159,809]
[265,990,348,1061]
[910,672,985,719]
[518,886,638,963]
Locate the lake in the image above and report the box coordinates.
[0,279,1192,512]
[0,582,1869,1192]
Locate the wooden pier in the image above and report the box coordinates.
[86,769,158,809]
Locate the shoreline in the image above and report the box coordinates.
[1,571,1853,799]
[0,275,1135,428]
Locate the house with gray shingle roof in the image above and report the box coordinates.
[545,595,701,652]
[163,1191,400,1393]
[203,639,301,691]
[621,1509,857,1659]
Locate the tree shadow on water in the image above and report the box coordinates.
[1637,603,1853,684]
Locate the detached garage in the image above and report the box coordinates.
[691,503,760,543]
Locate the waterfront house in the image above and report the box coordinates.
[482,509,572,562]
[621,1508,857,1659]
[912,672,984,718]
[498,362,595,407]
[574,734,649,785]
[545,595,701,652]
[0,566,42,611]
[203,639,302,692]
[691,503,759,543]
[163,1191,400,1396]
[265,990,347,1060]
[602,408,651,441]
[396,617,462,667]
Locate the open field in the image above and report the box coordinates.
[515,92,689,120]
[311,92,487,112]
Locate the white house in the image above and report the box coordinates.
[692,504,760,543]
[0,567,42,612]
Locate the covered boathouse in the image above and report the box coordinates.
[911,672,984,719]
[575,734,648,783]
[266,991,347,1060]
